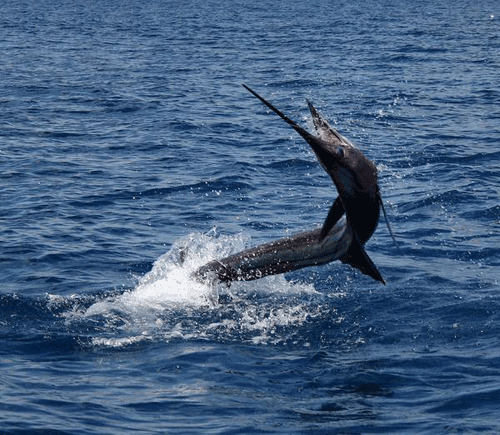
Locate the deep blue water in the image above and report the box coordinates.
[1,0,500,433]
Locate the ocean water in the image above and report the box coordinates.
[1,0,499,433]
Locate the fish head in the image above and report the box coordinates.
[292,123,381,243]
[309,135,378,197]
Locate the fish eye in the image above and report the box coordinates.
[336,147,345,158]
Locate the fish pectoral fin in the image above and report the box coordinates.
[379,193,401,252]
[319,196,345,241]
[341,235,386,284]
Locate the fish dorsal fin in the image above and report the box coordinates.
[307,101,348,145]
[319,196,345,241]
[342,230,386,284]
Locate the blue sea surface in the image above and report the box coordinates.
[1,0,500,433]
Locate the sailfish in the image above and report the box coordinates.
[193,85,394,286]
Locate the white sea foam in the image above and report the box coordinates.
[63,230,335,348]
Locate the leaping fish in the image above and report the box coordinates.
[193,86,393,285]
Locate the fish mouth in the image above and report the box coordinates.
[242,84,347,173]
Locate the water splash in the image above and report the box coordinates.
[60,231,336,348]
